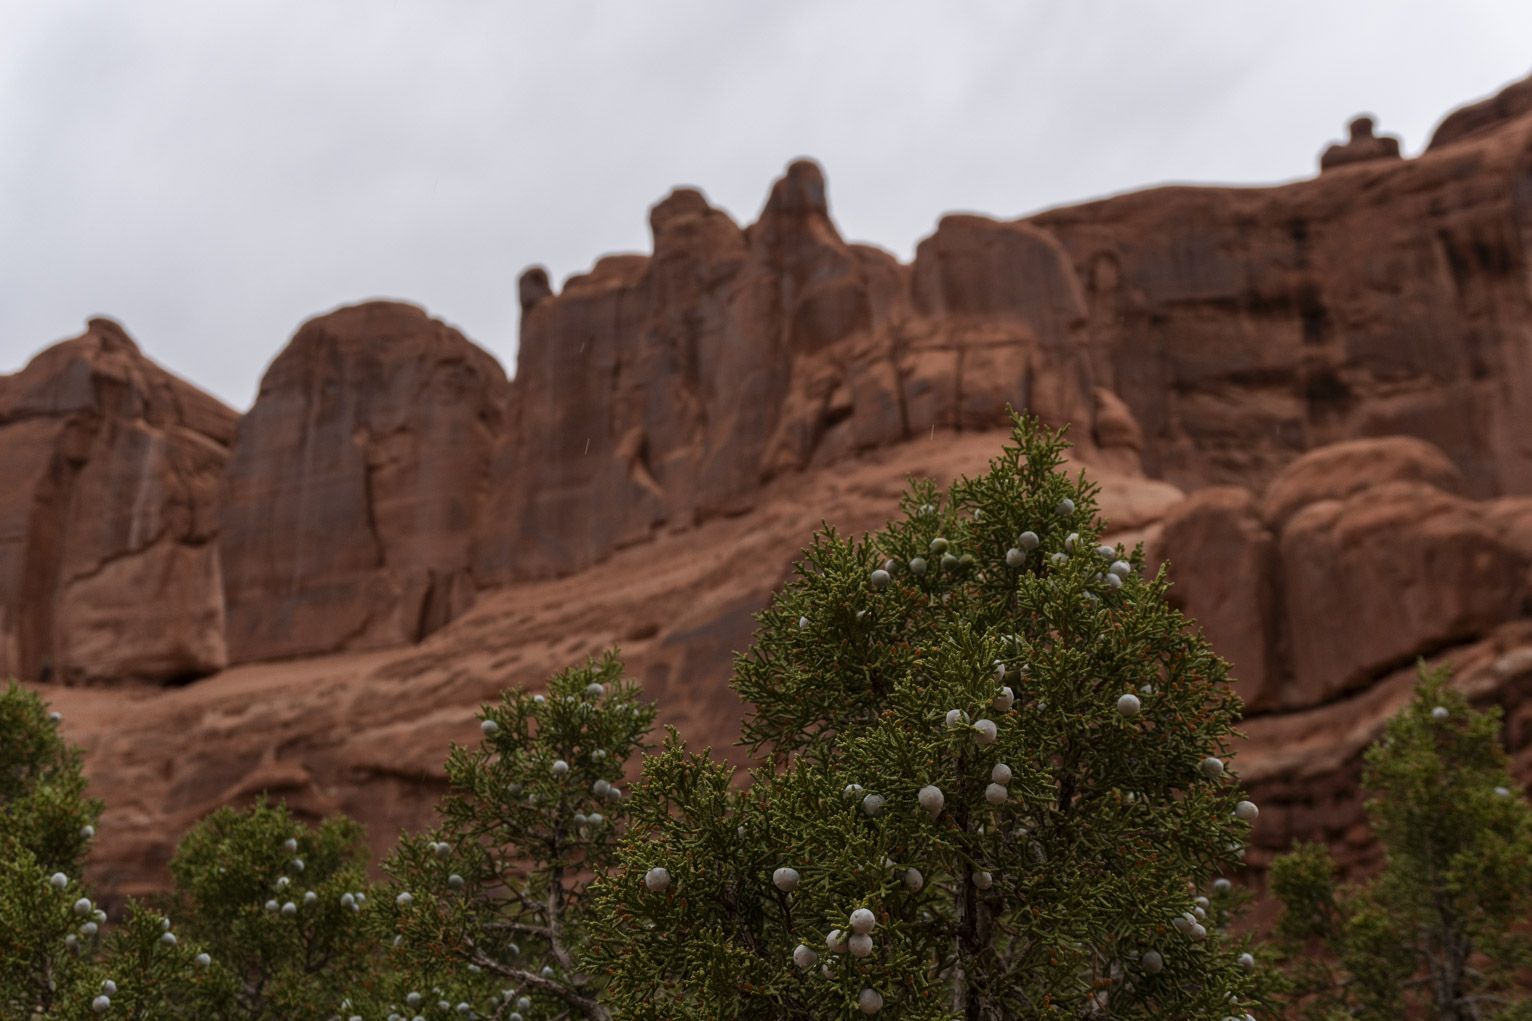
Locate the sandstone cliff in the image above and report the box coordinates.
[219,302,508,663]
[0,319,237,687]
[7,73,1532,897]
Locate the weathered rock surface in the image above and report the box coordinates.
[40,431,1181,897]
[1239,621,1532,880]
[1318,115,1403,172]
[1279,479,1525,706]
[472,162,1103,583]
[0,319,237,686]
[1150,487,1280,710]
[36,425,1532,900]
[1259,435,1466,530]
[478,76,1532,585]
[1429,70,1532,150]
[9,74,1532,902]
[1153,437,1531,712]
[219,302,509,662]
[1033,82,1532,499]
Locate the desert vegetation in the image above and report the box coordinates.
[4,413,1528,1020]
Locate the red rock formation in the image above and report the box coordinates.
[34,431,1181,898]
[34,424,1532,899]
[1152,437,1531,712]
[9,75,1532,904]
[219,302,508,663]
[1032,91,1532,499]
[1318,115,1403,171]
[1429,70,1532,150]
[476,85,1532,587]
[472,161,1107,584]
[0,319,237,686]
[1151,487,1281,710]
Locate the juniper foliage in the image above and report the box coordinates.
[167,797,379,1018]
[1,682,105,1018]
[587,412,1264,1020]
[45,902,241,1021]
[366,650,655,1021]
[1270,665,1532,1021]
[1,681,379,1020]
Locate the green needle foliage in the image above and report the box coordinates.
[47,903,239,1021]
[1270,665,1532,1021]
[1,682,101,878]
[365,650,655,1021]
[586,411,1264,1019]
[1,682,104,1018]
[167,798,379,1019]
[1,681,380,1020]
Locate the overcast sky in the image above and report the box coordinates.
[2,1,1529,411]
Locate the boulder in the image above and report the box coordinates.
[219,302,509,663]
[1261,435,1466,530]
[0,319,237,684]
[1149,487,1280,710]
[1279,480,1525,708]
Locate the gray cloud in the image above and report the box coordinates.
[2,0,1529,409]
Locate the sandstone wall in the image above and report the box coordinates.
[8,71,1532,900]
[472,162,1105,584]
[1033,110,1532,499]
[11,83,1532,676]
[0,319,237,685]
[219,302,509,663]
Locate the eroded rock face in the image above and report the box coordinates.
[1153,437,1530,713]
[220,302,508,662]
[1239,622,1532,879]
[477,86,1532,585]
[1429,71,1532,150]
[1032,92,1532,499]
[1280,480,1524,706]
[1149,487,1280,710]
[1260,435,1467,530]
[36,432,1186,898]
[473,161,1103,583]
[39,426,1532,899]
[0,319,237,685]
[13,74,1532,903]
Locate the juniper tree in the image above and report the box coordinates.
[1,681,105,1018]
[364,650,655,1021]
[3,678,381,1020]
[1270,665,1532,1021]
[587,411,1264,1020]
[165,797,380,1019]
